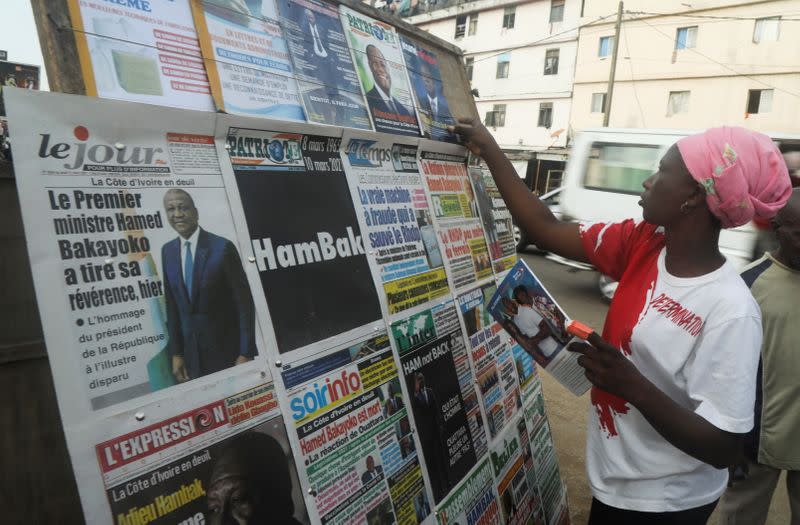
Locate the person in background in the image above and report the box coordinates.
[719,188,800,525]
[750,151,799,258]
[451,118,791,524]
[782,151,800,187]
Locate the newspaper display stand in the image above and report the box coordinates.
[1,1,571,523]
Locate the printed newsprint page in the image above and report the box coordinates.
[5,87,295,522]
[467,166,517,275]
[390,298,488,505]
[341,130,450,317]
[340,5,421,136]
[489,259,591,396]
[83,381,311,524]
[280,330,434,524]
[216,117,384,364]
[417,142,493,294]
[277,0,372,129]
[455,281,523,442]
[67,0,215,110]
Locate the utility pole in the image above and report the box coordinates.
[603,1,623,127]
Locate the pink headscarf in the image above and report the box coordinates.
[676,126,792,228]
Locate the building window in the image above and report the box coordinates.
[591,93,606,113]
[550,0,565,23]
[544,49,559,75]
[468,13,478,35]
[747,89,773,114]
[666,91,690,116]
[753,17,780,43]
[455,14,467,38]
[675,26,697,49]
[538,102,553,128]
[464,56,474,81]
[496,54,510,79]
[485,104,506,127]
[502,7,516,29]
[599,36,615,57]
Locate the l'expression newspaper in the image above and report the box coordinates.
[488,260,591,396]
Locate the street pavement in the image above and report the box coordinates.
[519,250,791,525]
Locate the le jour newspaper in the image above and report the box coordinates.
[489,260,591,396]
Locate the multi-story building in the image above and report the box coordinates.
[393,0,583,191]
[571,0,800,133]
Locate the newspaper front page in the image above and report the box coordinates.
[67,0,215,110]
[435,458,500,525]
[490,414,546,525]
[93,383,310,525]
[341,132,450,316]
[282,331,433,524]
[399,37,456,143]
[277,0,372,129]
[191,0,306,120]
[340,6,420,136]
[391,299,488,504]
[468,167,517,275]
[419,147,492,292]
[6,88,269,413]
[456,282,523,441]
[523,380,570,525]
[221,124,383,359]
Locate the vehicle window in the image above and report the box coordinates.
[543,192,560,206]
[584,143,662,194]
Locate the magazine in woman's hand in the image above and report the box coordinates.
[488,259,591,396]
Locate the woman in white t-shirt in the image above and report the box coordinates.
[450,120,792,524]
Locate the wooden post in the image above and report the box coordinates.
[29,0,86,95]
[1,3,87,521]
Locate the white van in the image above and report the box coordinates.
[560,128,800,299]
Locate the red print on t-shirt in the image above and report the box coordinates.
[648,293,704,336]
[580,220,664,437]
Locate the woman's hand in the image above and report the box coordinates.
[448,117,498,157]
[568,332,647,402]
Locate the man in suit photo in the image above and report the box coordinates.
[365,44,412,118]
[302,8,330,63]
[410,371,449,500]
[361,455,384,484]
[161,189,256,382]
[418,60,450,124]
[416,59,452,140]
[383,380,404,416]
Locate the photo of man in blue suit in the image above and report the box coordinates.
[161,189,256,382]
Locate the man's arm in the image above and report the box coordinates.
[223,241,256,360]
[570,332,743,468]
[529,319,553,346]
[450,118,587,262]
